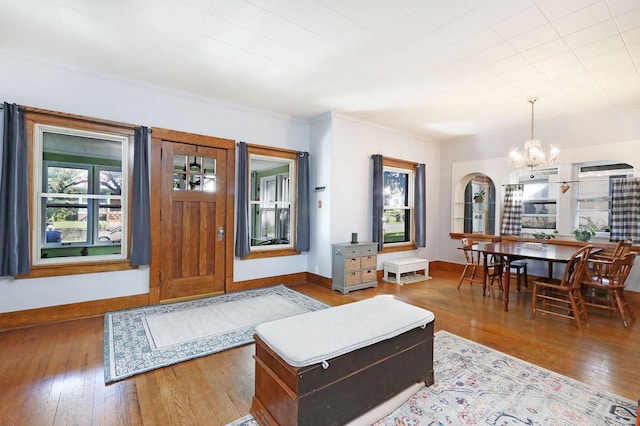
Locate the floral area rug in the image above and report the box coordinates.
[228,330,638,426]
[104,285,327,383]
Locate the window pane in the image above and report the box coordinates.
[578,200,609,210]
[578,180,609,198]
[578,213,609,232]
[383,208,410,243]
[47,166,88,194]
[523,202,556,214]
[262,178,276,202]
[45,206,87,243]
[99,170,122,196]
[202,176,216,192]
[384,171,409,207]
[188,174,203,191]
[522,216,556,229]
[98,207,122,243]
[260,209,276,240]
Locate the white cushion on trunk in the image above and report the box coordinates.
[255,296,435,368]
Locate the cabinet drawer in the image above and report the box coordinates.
[358,245,377,256]
[345,271,362,286]
[361,269,376,283]
[361,255,376,269]
[345,257,361,271]
[343,246,361,257]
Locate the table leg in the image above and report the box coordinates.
[548,261,553,279]
[503,258,511,312]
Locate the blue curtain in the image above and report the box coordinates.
[0,103,30,276]
[414,163,426,247]
[234,142,250,257]
[372,154,383,251]
[130,126,151,266]
[296,152,310,251]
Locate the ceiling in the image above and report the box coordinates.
[2,0,640,141]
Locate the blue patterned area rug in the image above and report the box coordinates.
[228,330,637,426]
[104,285,328,383]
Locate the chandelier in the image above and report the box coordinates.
[508,97,559,176]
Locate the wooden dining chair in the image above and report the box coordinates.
[532,245,592,331]
[458,239,483,288]
[458,239,503,291]
[587,239,632,284]
[581,252,636,327]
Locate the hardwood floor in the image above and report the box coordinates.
[0,270,638,425]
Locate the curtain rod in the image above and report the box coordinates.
[503,178,637,186]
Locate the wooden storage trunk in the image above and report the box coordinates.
[251,321,434,426]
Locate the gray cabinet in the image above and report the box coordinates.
[331,242,378,294]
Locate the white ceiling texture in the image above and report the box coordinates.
[1,0,640,141]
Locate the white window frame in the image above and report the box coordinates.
[518,168,558,232]
[576,162,636,235]
[248,153,295,251]
[382,164,415,246]
[32,124,129,265]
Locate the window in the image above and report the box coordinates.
[34,125,128,263]
[519,168,557,230]
[247,146,296,252]
[577,163,635,233]
[383,159,415,245]
[26,111,134,273]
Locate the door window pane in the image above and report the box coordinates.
[173,154,216,192]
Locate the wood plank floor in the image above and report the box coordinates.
[0,270,638,425]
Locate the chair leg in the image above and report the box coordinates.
[575,290,588,319]
[457,264,469,288]
[613,289,634,328]
[568,291,583,332]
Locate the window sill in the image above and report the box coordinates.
[450,233,501,242]
[18,260,137,279]
[241,248,301,260]
[381,243,416,254]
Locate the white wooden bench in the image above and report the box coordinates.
[383,257,431,285]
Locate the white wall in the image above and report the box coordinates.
[439,107,640,292]
[308,113,333,277]
[328,114,441,275]
[0,50,310,311]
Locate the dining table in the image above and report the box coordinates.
[469,241,601,312]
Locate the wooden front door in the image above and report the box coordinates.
[150,130,234,302]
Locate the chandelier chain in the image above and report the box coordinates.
[530,98,535,140]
